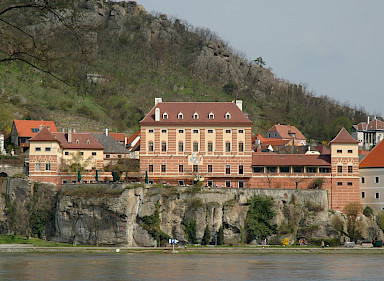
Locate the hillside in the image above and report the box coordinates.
[0,0,371,142]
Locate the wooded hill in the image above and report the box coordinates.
[0,0,373,142]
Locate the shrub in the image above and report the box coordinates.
[201,225,211,245]
[183,220,197,244]
[363,206,373,218]
[376,210,384,231]
[217,225,224,245]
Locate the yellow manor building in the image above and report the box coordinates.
[139,98,253,187]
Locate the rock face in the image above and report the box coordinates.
[1,178,367,246]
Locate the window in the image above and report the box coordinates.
[118,155,122,158]
[238,181,244,188]
[149,164,154,172]
[319,167,331,173]
[208,112,214,119]
[280,166,290,173]
[226,165,231,174]
[361,177,365,183]
[179,165,184,173]
[161,129,167,133]
[106,154,110,158]
[208,142,213,152]
[80,152,84,155]
[225,180,231,188]
[178,129,184,133]
[46,163,51,171]
[178,180,185,186]
[293,166,303,173]
[148,129,154,133]
[35,147,41,152]
[92,152,96,156]
[161,142,167,152]
[337,182,342,186]
[162,112,168,119]
[239,165,244,175]
[193,165,199,173]
[193,129,199,134]
[225,112,231,119]
[361,192,365,199]
[76,139,79,144]
[267,166,277,173]
[32,128,39,133]
[208,129,214,134]
[193,112,199,119]
[348,166,353,173]
[179,142,184,152]
[178,112,183,119]
[36,163,41,171]
[337,166,343,173]
[148,142,154,151]
[238,142,244,152]
[161,165,166,172]
[86,139,90,144]
[376,192,380,199]
[375,177,380,183]
[347,182,353,186]
[45,147,51,152]
[225,142,231,152]
[238,129,244,134]
[337,149,342,153]
[348,150,353,153]
[253,167,264,173]
[193,142,199,152]
[208,164,213,173]
[207,180,213,187]
[65,152,69,156]
[306,167,317,173]
[225,129,231,134]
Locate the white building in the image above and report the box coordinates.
[352,117,384,150]
[0,131,5,154]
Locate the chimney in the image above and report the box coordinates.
[105,128,109,136]
[124,137,128,146]
[155,98,162,106]
[367,116,370,125]
[235,100,243,111]
[68,128,72,143]
[39,125,43,131]
[73,128,76,133]
[155,108,160,121]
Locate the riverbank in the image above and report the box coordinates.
[1,244,384,254]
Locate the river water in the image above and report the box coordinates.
[0,253,383,280]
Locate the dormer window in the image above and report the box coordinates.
[75,139,79,144]
[225,112,231,119]
[162,112,168,119]
[86,139,90,144]
[193,112,199,119]
[208,112,214,119]
[178,112,183,119]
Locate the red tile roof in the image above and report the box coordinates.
[140,102,252,126]
[109,132,128,143]
[127,130,140,145]
[360,140,384,168]
[252,153,331,166]
[329,128,359,144]
[314,145,330,155]
[367,119,384,130]
[30,129,104,150]
[13,120,57,137]
[266,124,306,140]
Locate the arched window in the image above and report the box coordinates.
[208,112,214,119]
[163,112,168,119]
[75,139,79,144]
[178,112,183,119]
[86,139,90,144]
[193,112,199,119]
[225,112,231,119]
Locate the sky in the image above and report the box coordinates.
[138,0,384,117]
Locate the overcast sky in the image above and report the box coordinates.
[138,0,384,117]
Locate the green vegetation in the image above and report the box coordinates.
[363,206,373,218]
[139,202,170,246]
[183,220,197,244]
[217,225,224,245]
[377,211,384,231]
[0,235,70,247]
[60,185,125,199]
[201,225,211,245]
[245,195,276,243]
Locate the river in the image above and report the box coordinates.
[0,253,383,280]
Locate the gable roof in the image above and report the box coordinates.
[329,128,359,144]
[109,132,128,143]
[53,133,104,149]
[13,120,57,137]
[29,127,58,142]
[360,140,384,168]
[252,153,331,166]
[140,101,252,126]
[266,124,306,140]
[314,145,331,155]
[367,119,384,131]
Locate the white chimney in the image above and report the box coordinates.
[155,108,160,121]
[68,128,72,143]
[39,124,43,131]
[105,128,109,136]
[155,98,163,106]
[124,137,128,146]
[235,100,243,111]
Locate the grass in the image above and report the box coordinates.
[0,235,71,247]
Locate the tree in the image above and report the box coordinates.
[183,220,197,244]
[201,225,211,245]
[245,195,276,243]
[217,225,224,245]
[343,202,362,242]
[376,210,384,231]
